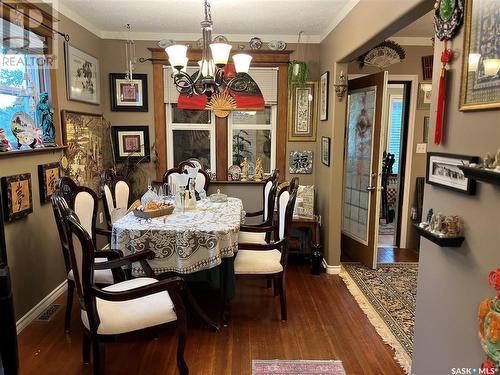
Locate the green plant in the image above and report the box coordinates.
[288,60,309,93]
[232,130,253,165]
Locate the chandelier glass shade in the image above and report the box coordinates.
[165,0,253,98]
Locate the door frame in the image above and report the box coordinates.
[348,74,418,249]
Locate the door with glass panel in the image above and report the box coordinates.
[341,72,388,269]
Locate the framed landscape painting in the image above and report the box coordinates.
[112,126,150,162]
[1,173,33,221]
[459,0,500,110]
[65,43,100,105]
[426,152,478,195]
[288,82,317,141]
[38,162,61,204]
[110,73,149,112]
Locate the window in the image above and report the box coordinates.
[166,104,216,171]
[387,95,403,173]
[1,17,49,149]
[228,106,276,173]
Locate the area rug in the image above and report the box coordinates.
[340,262,418,374]
[252,360,346,374]
[379,222,394,235]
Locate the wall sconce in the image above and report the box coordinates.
[333,71,348,100]
[483,59,500,77]
[468,53,481,72]
[420,83,433,93]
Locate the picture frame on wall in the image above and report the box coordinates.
[289,151,313,174]
[65,43,100,105]
[319,72,329,121]
[426,152,479,195]
[321,136,331,166]
[417,82,432,110]
[1,173,33,221]
[38,162,61,204]
[112,126,150,163]
[459,0,500,111]
[288,81,317,141]
[110,73,149,112]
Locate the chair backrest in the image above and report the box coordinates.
[277,177,299,248]
[262,170,279,223]
[100,169,130,227]
[51,191,72,274]
[163,160,210,193]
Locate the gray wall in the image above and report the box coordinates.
[411,20,500,374]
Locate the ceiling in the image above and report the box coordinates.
[52,0,361,43]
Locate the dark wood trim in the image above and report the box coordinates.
[153,64,166,180]
[0,1,59,39]
[276,64,288,182]
[215,116,228,180]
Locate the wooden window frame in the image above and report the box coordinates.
[150,48,290,182]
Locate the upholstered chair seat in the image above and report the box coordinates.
[81,277,177,335]
[237,231,267,244]
[234,249,283,275]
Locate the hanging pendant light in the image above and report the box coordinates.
[165,0,254,98]
[124,23,136,82]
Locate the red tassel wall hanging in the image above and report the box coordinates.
[433,0,464,144]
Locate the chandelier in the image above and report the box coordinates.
[165,0,253,99]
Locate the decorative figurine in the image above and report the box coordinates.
[430,212,445,233]
[33,127,44,148]
[492,149,500,169]
[240,157,249,181]
[254,157,264,182]
[0,129,13,151]
[36,92,56,147]
[478,269,500,369]
[444,215,461,236]
[482,153,494,169]
[426,208,434,224]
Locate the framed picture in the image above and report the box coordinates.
[110,73,148,112]
[65,43,100,105]
[38,162,61,204]
[289,151,313,174]
[321,137,331,166]
[459,0,500,111]
[1,173,33,221]
[417,82,432,110]
[426,152,479,195]
[421,55,434,81]
[61,110,113,192]
[319,72,329,121]
[112,126,150,162]
[288,81,317,141]
[423,116,430,143]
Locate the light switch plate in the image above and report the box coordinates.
[416,143,427,154]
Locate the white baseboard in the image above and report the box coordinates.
[322,259,341,275]
[16,280,67,334]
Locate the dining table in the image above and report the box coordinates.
[111,197,244,328]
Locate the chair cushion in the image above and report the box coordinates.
[234,249,283,275]
[238,231,267,244]
[81,277,177,335]
[67,258,114,285]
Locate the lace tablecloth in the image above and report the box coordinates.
[112,198,243,275]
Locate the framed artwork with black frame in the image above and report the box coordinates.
[1,173,33,221]
[321,136,331,166]
[319,72,329,121]
[426,152,479,195]
[38,162,61,204]
[112,126,150,162]
[110,73,149,112]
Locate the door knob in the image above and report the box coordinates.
[367,186,376,192]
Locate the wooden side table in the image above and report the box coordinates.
[289,215,320,254]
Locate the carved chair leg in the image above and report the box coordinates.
[278,276,287,321]
[65,279,75,334]
[82,332,91,364]
[174,297,189,375]
[91,338,105,375]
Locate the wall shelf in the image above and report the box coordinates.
[458,166,500,186]
[0,145,66,158]
[413,224,465,247]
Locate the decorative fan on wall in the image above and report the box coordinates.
[357,40,406,69]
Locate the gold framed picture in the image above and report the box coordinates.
[288,81,317,142]
[459,0,500,111]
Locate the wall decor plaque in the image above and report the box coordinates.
[1,173,33,221]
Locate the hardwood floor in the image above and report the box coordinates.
[17,263,405,375]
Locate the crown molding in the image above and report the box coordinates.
[391,37,434,46]
[320,0,360,42]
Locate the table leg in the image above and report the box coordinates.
[184,287,221,332]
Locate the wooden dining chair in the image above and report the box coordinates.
[99,169,130,231]
[238,170,279,244]
[163,160,210,193]
[62,204,189,375]
[234,178,299,320]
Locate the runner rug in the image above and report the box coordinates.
[252,360,346,374]
[340,262,418,374]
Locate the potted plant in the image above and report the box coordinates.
[288,60,309,91]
